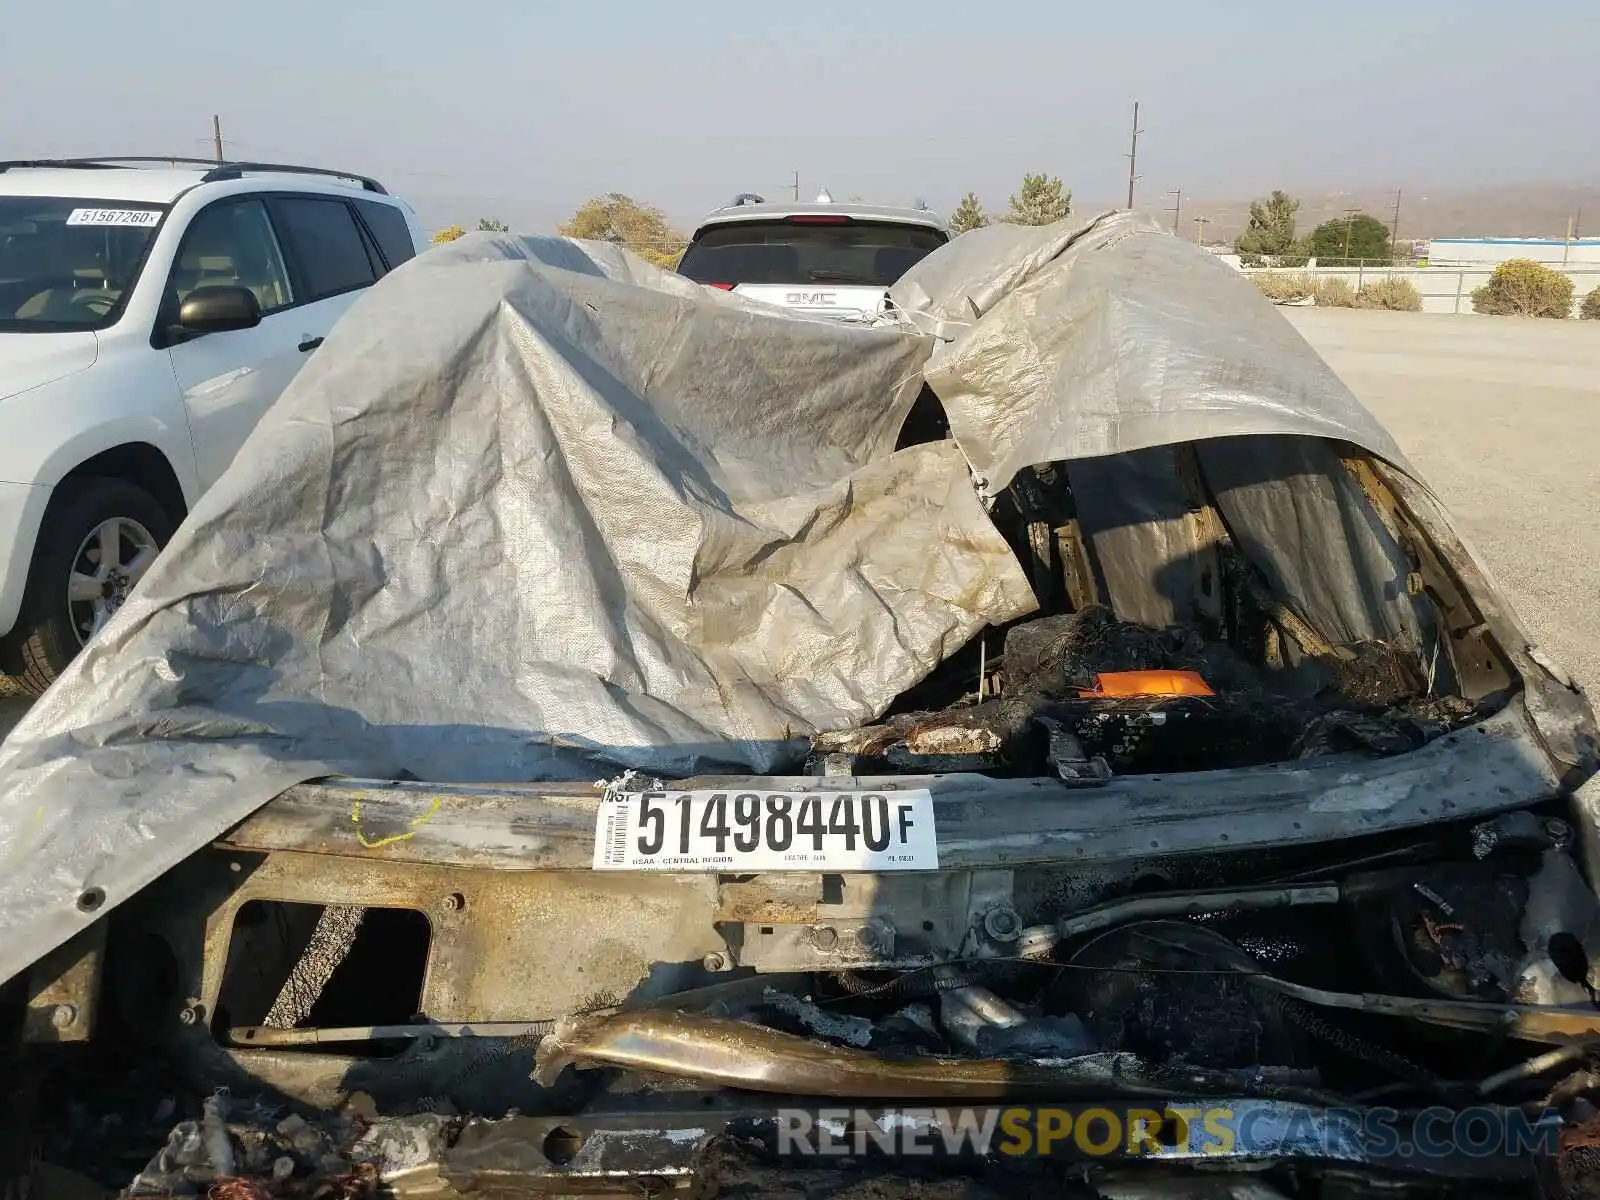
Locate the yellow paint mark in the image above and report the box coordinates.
[351,794,442,849]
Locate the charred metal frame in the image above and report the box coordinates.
[46,449,1600,1140]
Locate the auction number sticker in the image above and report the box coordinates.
[66,208,162,227]
[593,789,938,871]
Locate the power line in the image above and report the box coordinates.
[1125,100,1143,210]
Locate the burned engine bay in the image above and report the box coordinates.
[9,428,1600,1199]
[813,427,1501,784]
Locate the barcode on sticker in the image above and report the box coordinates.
[597,796,633,868]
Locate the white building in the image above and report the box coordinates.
[1425,237,1600,266]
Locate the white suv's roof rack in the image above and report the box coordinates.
[0,156,388,195]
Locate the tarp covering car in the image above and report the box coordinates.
[0,210,1431,986]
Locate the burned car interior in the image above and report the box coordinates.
[5,214,1600,1198]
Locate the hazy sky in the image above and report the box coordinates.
[4,0,1593,232]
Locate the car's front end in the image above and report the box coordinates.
[6,214,1600,1199]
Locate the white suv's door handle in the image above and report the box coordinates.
[298,336,324,353]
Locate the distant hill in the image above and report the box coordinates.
[1104,182,1600,245]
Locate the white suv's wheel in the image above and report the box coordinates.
[68,515,161,645]
[6,478,176,696]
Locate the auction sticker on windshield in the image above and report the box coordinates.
[593,789,938,871]
[66,208,162,227]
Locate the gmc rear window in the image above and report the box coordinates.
[678,220,946,288]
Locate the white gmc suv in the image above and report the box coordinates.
[677,193,949,321]
[0,157,424,693]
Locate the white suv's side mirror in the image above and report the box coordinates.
[177,285,262,334]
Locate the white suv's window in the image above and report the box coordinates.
[168,200,295,316]
[270,197,376,300]
[0,196,165,331]
[678,220,945,289]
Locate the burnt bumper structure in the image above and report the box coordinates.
[4,213,1600,1198]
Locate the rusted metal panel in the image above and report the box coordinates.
[715,875,821,925]
[189,852,725,1027]
[220,703,1560,873]
[22,919,106,1043]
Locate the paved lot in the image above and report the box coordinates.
[0,309,1593,741]
[1285,308,1600,695]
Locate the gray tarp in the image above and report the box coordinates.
[0,210,1421,984]
[890,215,1410,491]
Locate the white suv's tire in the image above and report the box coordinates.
[6,478,176,696]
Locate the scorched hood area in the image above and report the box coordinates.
[3,212,1600,1198]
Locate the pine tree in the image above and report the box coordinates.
[1235,190,1301,263]
[1003,174,1071,226]
[950,192,989,235]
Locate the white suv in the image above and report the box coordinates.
[0,157,424,692]
[677,193,949,320]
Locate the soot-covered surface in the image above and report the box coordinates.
[810,606,1475,777]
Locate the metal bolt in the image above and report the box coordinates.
[809,926,839,951]
[983,905,1022,943]
[442,892,465,912]
[178,1002,204,1026]
[1546,819,1573,850]
[702,952,728,972]
[50,1004,77,1030]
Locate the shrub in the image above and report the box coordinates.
[1582,285,1600,320]
[1355,278,1423,312]
[1312,278,1357,308]
[1471,259,1574,318]
[1252,272,1315,303]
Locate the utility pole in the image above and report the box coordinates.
[212,114,224,165]
[1193,214,1210,245]
[1389,189,1403,260]
[792,170,800,202]
[1341,206,1360,261]
[1164,187,1182,234]
[1125,100,1143,210]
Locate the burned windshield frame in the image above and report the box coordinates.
[0,196,169,333]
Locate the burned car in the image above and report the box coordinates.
[3,213,1600,1199]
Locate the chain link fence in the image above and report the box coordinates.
[1239,261,1600,317]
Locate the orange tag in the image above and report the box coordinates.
[1087,670,1215,698]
